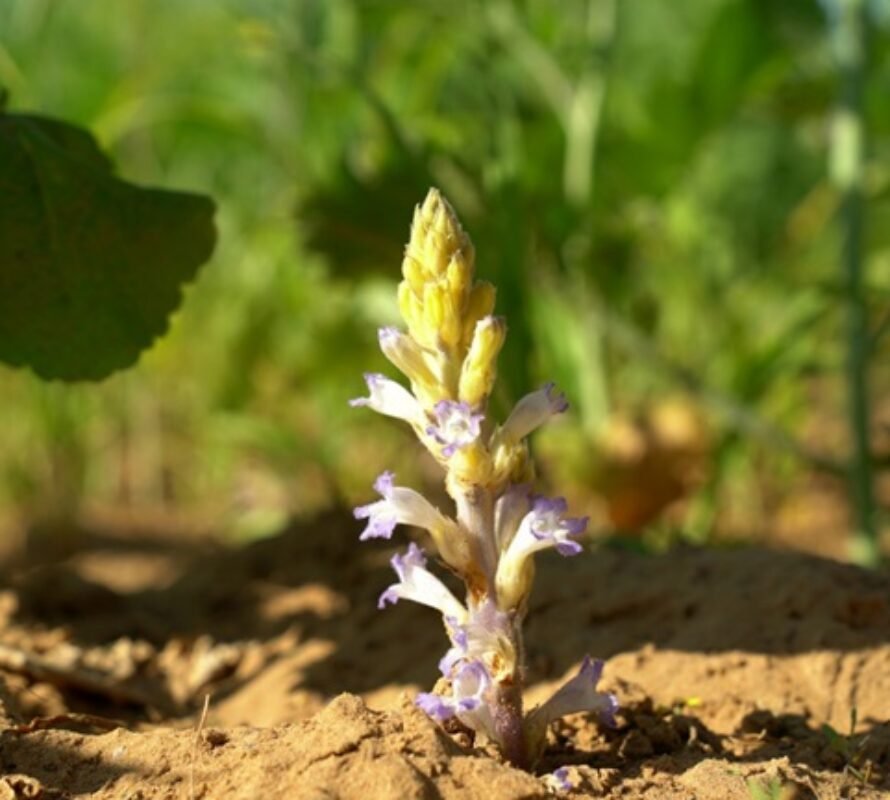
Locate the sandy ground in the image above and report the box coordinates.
[0,510,887,798]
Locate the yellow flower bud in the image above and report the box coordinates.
[490,439,531,489]
[446,254,471,306]
[461,281,497,349]
[378,327,438,390]
[439,285,462,350]
[495,556,534,613]
[423,281,445,336]
[427,518,475,575]
[405,189,473,282]
[413,280,456,352]
[459,316,506,407]
[398,281,427,346]
[401,255,426,294]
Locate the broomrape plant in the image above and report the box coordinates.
[351,189,617,769]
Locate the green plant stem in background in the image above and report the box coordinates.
[830,0,880,566]
[562,0,615,207]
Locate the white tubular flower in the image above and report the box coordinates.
[527,656,618,732]
[416,659,500,743]
[349,373,423,425]
[438,600,516,681]
[353,471,454,542]
[378,542,467,621]
[499,382,568,443]
[495,496,588,611]
[426,400,484,457]
[501,496,588,561]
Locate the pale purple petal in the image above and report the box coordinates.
[354,500,398,541]
[553,538,584,557]
[392,541,428,577]
[439,616,469,675]
[526,496,588,555]
[417,660,501,745]
[499,495,588,566]
[438,645,462,676]
[451,661,497,738]
[438,600,513,678]
[416,692,455,721]
[374,470,395,496]
[377,587,400,609]
[551,767,573,792]
[354,472,455,542]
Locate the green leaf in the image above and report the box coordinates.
[0,112,216,381]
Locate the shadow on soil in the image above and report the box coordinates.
[0,728,138,797]
[1,509,889,791]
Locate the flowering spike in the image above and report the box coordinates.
[350,189,616,769]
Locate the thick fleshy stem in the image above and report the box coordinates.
[451,483,528,767]
[453,485,499,593]
[492,678,527,768]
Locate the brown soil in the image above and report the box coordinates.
[0,511,887,799]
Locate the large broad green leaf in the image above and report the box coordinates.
[0,111,216,381]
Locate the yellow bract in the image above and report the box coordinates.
[459,316,506,408]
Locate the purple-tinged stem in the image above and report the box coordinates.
[492,678,527,768]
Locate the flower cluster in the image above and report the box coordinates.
[351,189,616,768]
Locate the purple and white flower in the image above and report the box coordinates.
[439,600,514,678]
[502,496,588,561]
[544,767,573,793]
[417,659,499,742]
[528,656,618,731]
[426,400,484,457]
[353,471,452,541]
[500,382,568,443]
[495,496,588,608]
[378,542,467,620]
[350,373,423,425]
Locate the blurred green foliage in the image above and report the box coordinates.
[0,0,888,542]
